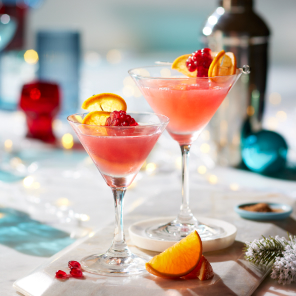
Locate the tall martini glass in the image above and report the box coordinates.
[68,112,169,276]
[129,66,243,241]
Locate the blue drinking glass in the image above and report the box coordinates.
[37,30,81,117]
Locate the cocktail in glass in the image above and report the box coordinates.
[68,112,169,276]
[129,66,243,241]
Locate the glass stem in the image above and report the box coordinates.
[107,187,130,257]
[177,144,196,224]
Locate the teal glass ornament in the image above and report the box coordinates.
[242,130,288,174]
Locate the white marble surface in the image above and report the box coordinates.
[11,175,296,296]
[1,127,296,295]
[0,164,295,295]
[13,222,270,296]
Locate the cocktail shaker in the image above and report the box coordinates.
[202,0,270,166]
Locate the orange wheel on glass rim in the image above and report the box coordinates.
[171,54,197,77]
[145,230,202,278]
[81,93,127,112]
[208,50,237,77]
[82,111,111,126]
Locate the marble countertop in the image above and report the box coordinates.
[1,147,296,295]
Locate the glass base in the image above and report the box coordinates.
[81,252,148,276]
[146,218,226,241]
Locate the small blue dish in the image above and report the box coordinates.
[234,202,293,220]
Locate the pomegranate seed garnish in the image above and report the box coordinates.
[186,48,213,77]
[68,260,81,269]
[202,48,211,54]
[105,110,138,126]
[70,267,83,278]
[106,117,111,125]
[55,270,69,279]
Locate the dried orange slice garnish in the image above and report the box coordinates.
[82,111,111,126]
[81,93,127,112]
[208,50,237,77]
[145,230,202,278]
[171,54,197,78]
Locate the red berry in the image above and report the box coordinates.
[105,111,138,126]
[186,58,197,72]
[106,117,111,125]
[186,48,213,77]
[202,48,211,54]
[203,57,212,68]
[111,111,120,119]
[56,270,69,279]
[70,267,83,278]
[68,261,81,269]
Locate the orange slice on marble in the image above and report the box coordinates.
[146,230,202,278]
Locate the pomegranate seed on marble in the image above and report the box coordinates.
[68,261,81,269]
[70,267,83,278]
[55,270,69,279]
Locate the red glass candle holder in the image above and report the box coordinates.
[19,81,60,143]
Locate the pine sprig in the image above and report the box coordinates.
[270,235,296,285]
[244,235,287,266]
[244,235,296,285]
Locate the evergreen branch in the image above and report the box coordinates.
[244,235,287,266]
[244,234,296,285]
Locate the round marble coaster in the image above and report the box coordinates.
[129,216,237,253]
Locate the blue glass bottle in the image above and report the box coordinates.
[37,30,81,117]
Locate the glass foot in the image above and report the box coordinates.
[81,252,148,276]
[146,218,226,241]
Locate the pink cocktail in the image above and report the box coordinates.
[78,125,162,187]
[136,74,237,145]
[68,112,169,276]
[129,66,243,241]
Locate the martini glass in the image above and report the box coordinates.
[68,112,169,276]
[129,66,244,242]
